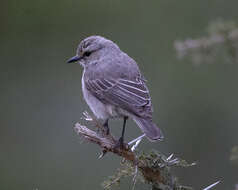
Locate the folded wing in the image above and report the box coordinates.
[85,77,153,118]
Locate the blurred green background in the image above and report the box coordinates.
[1,0,238,189]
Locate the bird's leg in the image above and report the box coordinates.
[103,119,110,135]
[120,116,128,142]
[115,116,128,148]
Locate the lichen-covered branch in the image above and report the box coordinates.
[74,122,136,163]
[174,19,238,64]
[74,122,168,186]
[74,112,196,190]
[74,112,219,190]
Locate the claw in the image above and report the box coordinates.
[113,137,124,149]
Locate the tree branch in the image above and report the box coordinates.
[74,112,218,190]
[74,121,167,186]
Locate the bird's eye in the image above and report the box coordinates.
[84,51,91,57]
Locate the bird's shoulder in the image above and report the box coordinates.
[84,51,144,82]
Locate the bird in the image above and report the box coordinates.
[67,35,163,146]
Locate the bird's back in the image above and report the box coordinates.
[83,48,154,119]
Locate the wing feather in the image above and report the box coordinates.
[85,77,153,118]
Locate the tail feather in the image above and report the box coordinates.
[133,117,164,141]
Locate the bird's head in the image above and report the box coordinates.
[67,35,118,67]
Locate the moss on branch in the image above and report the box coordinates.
[74,112,195,190]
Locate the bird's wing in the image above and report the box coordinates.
[85,77,153,118]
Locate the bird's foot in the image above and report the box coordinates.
[113,137,126,149]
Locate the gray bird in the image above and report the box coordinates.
[67,36,163,145]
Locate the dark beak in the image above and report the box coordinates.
[67,55,82,63]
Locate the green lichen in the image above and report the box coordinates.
[174,19,238,64]
[102,150,195,190]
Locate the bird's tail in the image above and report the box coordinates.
[133,117,164,142]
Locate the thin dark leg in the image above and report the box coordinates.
[117,116,128,148]
[121,117,128,141]
[103,119,110,135]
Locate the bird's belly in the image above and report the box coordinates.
[82,82,107,119]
